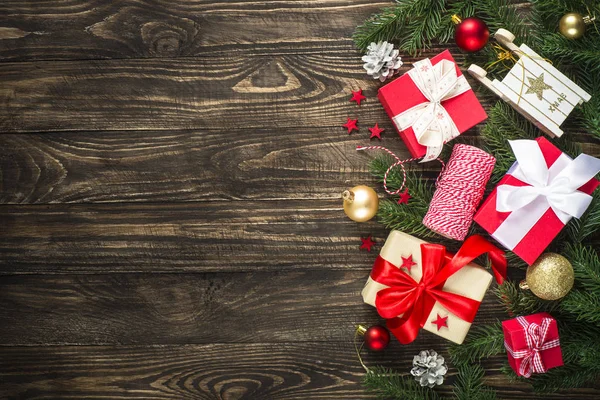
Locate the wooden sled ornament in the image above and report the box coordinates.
[468,29,591,138]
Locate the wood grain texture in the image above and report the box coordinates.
[2,0,600,398]
[0,128,404,204]
[0,52,395,133]
[0,1,386,61]
[0,271,509,345]
[1,344,598,400]
[0,200,393,273]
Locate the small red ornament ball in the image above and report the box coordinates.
[364,325,390,351]
[455,17,489,52]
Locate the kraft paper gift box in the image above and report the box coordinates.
[362,230,506,344]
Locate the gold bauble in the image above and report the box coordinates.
[342,185,379,222]
[520,253,574,300]
[558,12,593,39]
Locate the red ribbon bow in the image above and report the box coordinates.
[371,235,506,344]
[504,316,560,378]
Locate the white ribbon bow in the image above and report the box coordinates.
[493,140,600,250]
[392,58,471,162]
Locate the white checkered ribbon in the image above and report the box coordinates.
[504,316,560,378]
[392,58,471,162]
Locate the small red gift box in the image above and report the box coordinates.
[502,313,563,378]
[378,50,487,161]
[474,137,600,265]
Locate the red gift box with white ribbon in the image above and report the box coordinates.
[474,137,600,265]
[502,313,563,378]
[377,50,487,162]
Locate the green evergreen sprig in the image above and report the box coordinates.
[363,367,442,400]
[448,323,505,365]
[452,363,498,400]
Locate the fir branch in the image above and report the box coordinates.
[495,281,557,317]
[352,0,448,54]
[563,243,600,293]
[448,322,504,365]
[560,290,600,324]
[363,367,441,400]
[353,5,407,53]
[370,156,442,239]
[565,191,600,244]
[452,363,497,400]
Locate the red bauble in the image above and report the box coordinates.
[364,325,390,351]
[455,17,489,52]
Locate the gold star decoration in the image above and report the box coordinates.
[526,73,552,101]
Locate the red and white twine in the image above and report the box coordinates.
[422,144,495,241]
[355,145,444,195]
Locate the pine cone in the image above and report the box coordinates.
[410,350,448,388]
[362,41,403,82]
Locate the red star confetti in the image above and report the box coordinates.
[397,188,411,204]
[431,314,448,331]
[368,123,384,140]
[349,89,366,106]
[359,236,376,252]
[400,255,417,272]
[342,118,359,134]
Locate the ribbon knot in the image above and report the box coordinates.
[492,140,600,252]
[504,316,560,378]
[370,235,506,344]
[392,58,472,162]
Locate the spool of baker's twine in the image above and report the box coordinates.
[422,144,496,240]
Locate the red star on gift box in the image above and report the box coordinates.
[400,255,417,272]
[360,236,376,252]
[368,123,384,140]
[432,314,448,331]
[349,89,366,106]
[342,118,359,134]
[397,189,411,204]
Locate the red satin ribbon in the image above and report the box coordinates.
[371,235,506,344]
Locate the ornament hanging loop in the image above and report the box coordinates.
[519,280,530,290]
[342,190,354,202]
[451,15,462,24]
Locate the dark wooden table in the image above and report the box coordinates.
[0,1,599,399]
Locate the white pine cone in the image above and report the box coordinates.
[362,41,403,82]
[410,350,448,388]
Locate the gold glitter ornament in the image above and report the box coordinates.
[520,253,574,300]
[342,185,379,222]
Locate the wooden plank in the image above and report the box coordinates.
[0,200,394,273]
[0,343,598,399]
[0,1,385,61]
[0,126,450,204]
[0,271,509,345]
[0,45,480,134]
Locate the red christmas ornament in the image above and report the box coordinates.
[349,89,367,105]
[342,118,359,134]
[453,15,489,52]
[397,188,411,205]
[431,313,449,331]
[368,123,384,140]
[400,255,417,272]
[358,325,390,351]
[360,236,376,252]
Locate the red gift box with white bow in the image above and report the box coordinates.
[474,137,600,265]
[378,50,487,162]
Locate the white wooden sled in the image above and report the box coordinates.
[468,29,591,138]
